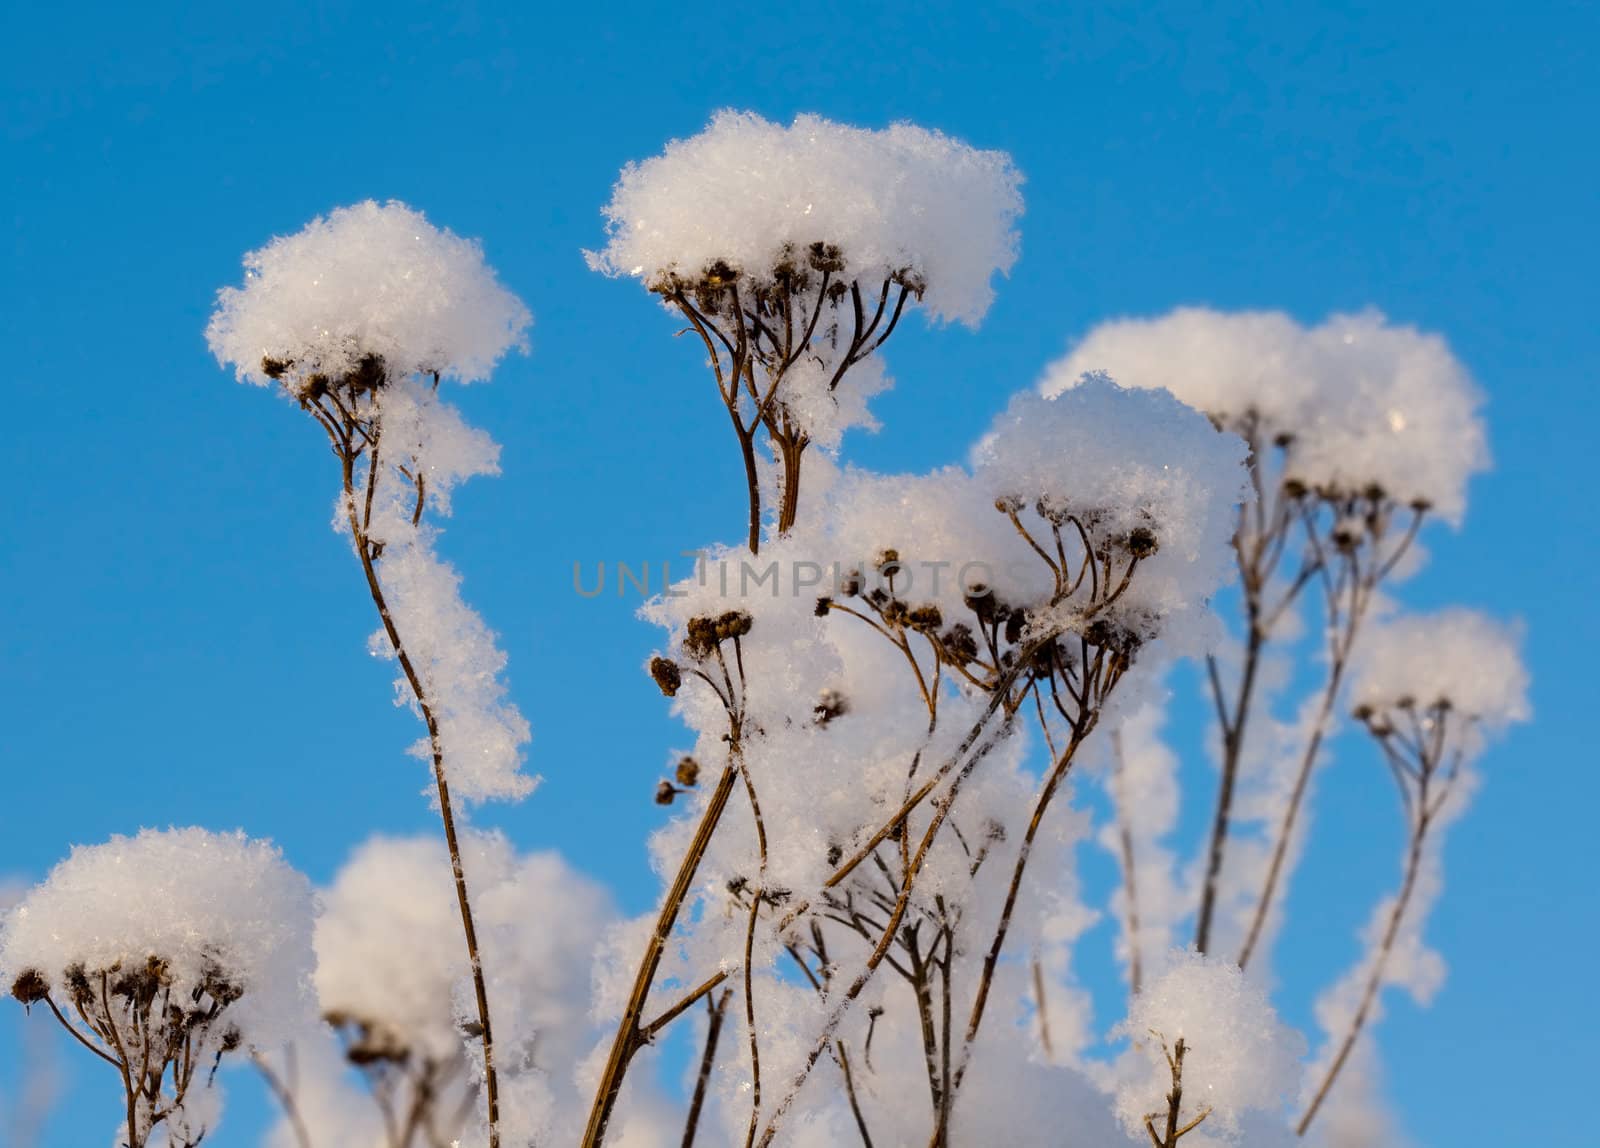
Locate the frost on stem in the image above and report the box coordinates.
[208,200,534,805]
[209,200,534,1147]
[589,111,1023,548]
[1114,950,1302,1146]
[1299,609,1527,1136]
[0,829,314,1148]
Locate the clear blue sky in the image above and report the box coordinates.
[2,3,1595,1145]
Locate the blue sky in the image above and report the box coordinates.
[2,2,1596,1145]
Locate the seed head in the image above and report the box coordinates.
[1127,526,1159,559]
[9,969,49,1006]
[654,780,677,806]
[649,656,682,697]
[807,242,844,274]
[940,623,979,666]
[675,756,701,787]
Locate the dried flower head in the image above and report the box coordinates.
[649,656,682,697]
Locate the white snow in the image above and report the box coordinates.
[208,200,530,387]
[0,828,315,1049]
[1043,308,1489,524]
[588,110,1023,327]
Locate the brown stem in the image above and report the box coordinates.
[956,729,1090,1087]
[836,1040,876,1148]
[582,761,741,1147]
[735,741,772,1148]
[680,990,731,1148]
[1237,654,1348,970]
[1194,617,1264,954]
[254,1053,314,1148]
[340,468,501,1148]
[907,936,945,1141]
[1031,957,1055,1057]
[1110,729,1145,996]
[1297,806,1432,1135]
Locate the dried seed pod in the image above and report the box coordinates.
[684,615,719,657]
[814,596,834,617]
[716,610,753,641]
[941,623,979,666]
[908,603,944,632]
[649,656,682,697]
[675,756,701,787]
[9,969,48,1006]
[654,780,677,806]
[1127,526,1159,559]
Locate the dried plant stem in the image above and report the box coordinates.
[955,728,1091,1094]
[836,1040,876,1148]
[1031,957,1055,1056]
[907,936,947,1143]
[736,742,772,1148]
[1144,1037,1210,1147]
[1298,784,1434,1135]
[335,447,502,1148]
[1236,654,1346,970]
[1109,729,1145,997]
[755,705,1022,1147]
[254,1053,314,1148]
[582,759,741,1147]
[1194,619,1263,955]
[1237,503,1418,969]
[680,990,731,1148]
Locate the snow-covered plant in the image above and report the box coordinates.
[1298,609,1527,1134]
[259,834,622,1148]
[588,111,1022,548]
[208,200,533,1146]
[7,111,1530,1148]
[1115,950,1303,1145]
[1,829,314,1148]
[1044,306,1491,965]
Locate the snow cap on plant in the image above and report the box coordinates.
[0,827,316,1049]
[1042,307,1488,524]
[973,374,1251,653]
[1352,608,1530,733]
[207,200,531,388]
[1115,949,1304,1141]
[588,110,1024,327]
